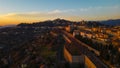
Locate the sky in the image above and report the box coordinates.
[0,0,120,26]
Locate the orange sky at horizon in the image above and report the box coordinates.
[0,0,120,26]
[0,12,120,26]
[0,13,80,26]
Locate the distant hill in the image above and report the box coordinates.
[100,19,120,26]
[17,18,73,27]
[84,21,105,27]
[18,18,107,27]
[0,25,16,29]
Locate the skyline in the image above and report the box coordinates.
[0,0,120,26]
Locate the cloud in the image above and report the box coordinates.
[0,5,120,22]
[0,9,69,18]
[62,9,76,12]
[48,9,77,14]
[79,8,88,11]
[78,5,120,12]
[0,13,17,17]
[48,10,62,14]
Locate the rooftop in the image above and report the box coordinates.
[65,42,82,56]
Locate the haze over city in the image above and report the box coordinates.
[0,0,120,26]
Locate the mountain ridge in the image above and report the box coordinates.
[100,19,120,26]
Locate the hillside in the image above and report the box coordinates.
[100,19,120,26]
[18,18,105,27]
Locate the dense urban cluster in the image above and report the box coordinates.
[0,19,120,68]
[65,20,120,67]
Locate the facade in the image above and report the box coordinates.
[85,56,96,68]
[64,44,85,68]
[73,30,80,37]
[65,24,74,32]
[64,43,97,68]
